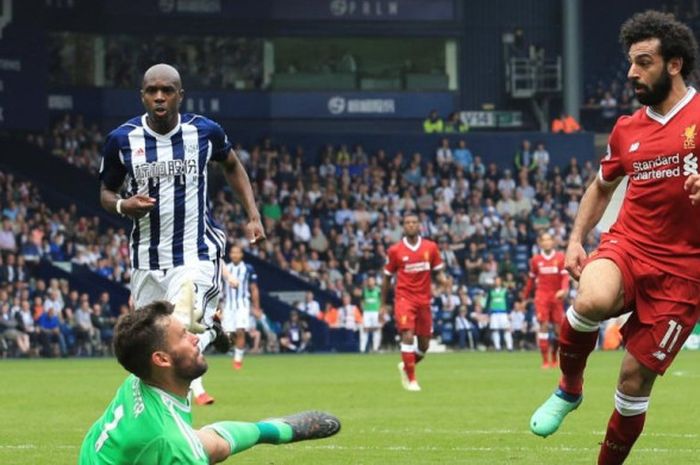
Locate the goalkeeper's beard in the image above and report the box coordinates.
[172,350,208,381]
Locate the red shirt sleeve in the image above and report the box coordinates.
[523,258,536,298]
[559,254,570,291]
[431,242,444,270]
[598,123,625,185]
[384,245,397,275]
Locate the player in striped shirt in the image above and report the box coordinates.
[78,301,340,465]
[221,245,259,370]
[99,64,265,405]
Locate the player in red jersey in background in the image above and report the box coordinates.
[381,213,446,391]
[522,232,570,369]
[531,11,700,465]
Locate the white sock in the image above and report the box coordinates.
[197,329,215,352]
[190,376,205,397]
[372,329,382,352]
[566,306,601,332]
[504,331,513,351]
[491,331,501,350]
[359,329,368,352]
[234,348,245,362]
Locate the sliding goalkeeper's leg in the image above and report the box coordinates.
[199,411,341,463]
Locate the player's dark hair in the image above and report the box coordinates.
[113,301,173,379]
[620,10,698,79]
[538,230,553,241]
[402,211,419,222]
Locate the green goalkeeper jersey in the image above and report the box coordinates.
[79,375,208,465]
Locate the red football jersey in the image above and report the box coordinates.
[384,237,443,304]
[524,251,569,298]
[599,87,700,282]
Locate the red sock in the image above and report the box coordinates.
[401,351,416,382]
[598,410,646,465]
[558,317,598,396]
[538,335,550,365]
[550,338,559,364]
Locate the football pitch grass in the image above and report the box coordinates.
[2,350,700,465]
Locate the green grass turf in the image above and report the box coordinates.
[1,350,700,465]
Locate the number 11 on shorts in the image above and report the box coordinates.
[659,319,683,353]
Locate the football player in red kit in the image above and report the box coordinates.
[523,232,570,369]
[531,11,700,465]
[381,213,446,391]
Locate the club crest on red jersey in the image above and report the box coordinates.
[683,124,696,149]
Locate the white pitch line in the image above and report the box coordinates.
[0,445,77,449]
[301,444,700,454]
[358,428,698,438]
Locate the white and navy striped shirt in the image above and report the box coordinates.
[100,113,229,270]
[223,261,257,309]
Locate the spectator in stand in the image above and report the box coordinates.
[453,140,474,172]
[436,138,453,169]
[533,142,550,179]
[454,305,476,350]
[0,302,30,356]
[37,306,67,357]
[514,140,538,178]
[497,169,517,197]
[16,299,39,351]
[338,292,362,333]
[510,298,528,350]
[292,215,311,244]
[444,112,469,133]
[0,219,17,251]
[297,291,321,319]
[91,303,116,354]
[74,295,96,356]
[322,301,340,328]
[423,109,444,133]
[600,90,618,121]
[279,310,312,353]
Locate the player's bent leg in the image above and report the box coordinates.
[200,412,340,464]
[558,259,626,395]
[598,352,656,465]
[575,258,625,322]
[531,260,626,438]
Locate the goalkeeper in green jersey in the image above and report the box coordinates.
[78,300,340,465]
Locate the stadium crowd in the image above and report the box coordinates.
[50,35,264,90]
[13,113,609,357]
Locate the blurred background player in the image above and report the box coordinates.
[381,213,446,391]
[486,276,512,351]
[99,64,265,404]
[360,276,384,353]
[222,245,260,370]
[78,301,340,465]
[531,11,700,464]
[522,232,569,368]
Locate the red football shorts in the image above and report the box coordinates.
[394,296,432,337]
[588,239,700,374]
[535,295,565,325]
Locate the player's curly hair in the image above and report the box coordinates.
[620,10,698,79]
[114,301,173,379]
